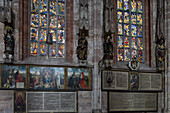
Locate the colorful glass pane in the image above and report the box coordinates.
[30,27,38,42]
[117,36,124,48]
[117,49,123,61]
[58,15,65,30]
[124,0,129,10]
[58,30,65,43]
[138,51,143,62]
[137,25,142,37]
[124,24,129,36]
[50,0,57,15]
[40,29,47,42]
[31,0,39,13]
[124,49,130,61]
[49,15,57,28]
[137,38,143,50]
[131,12,136,24]
[124,37,129,48]
[58,44,64,57]
[117,0,123,10]
[118,23,123,35]
[137,0,142,13]
[50,29,56,42]
[30,42,38,56]
[117,11,123,23]
[40,0,47,14]
[58,2,65,16]
[40,14,47,28]
[137,14,142,25]
[132,49,137,58]
[131,25,137,36]
[132,37,137,49]
[124,12,129,23]
[31,14,38,27]
[131,0,136,12]
[39,43,47,56]
[49,43,56,57]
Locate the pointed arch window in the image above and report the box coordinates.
[30,0,65,58]
[117,0,144,62]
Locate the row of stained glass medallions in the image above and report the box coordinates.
[117,0,143,62]
[30,0,65,58]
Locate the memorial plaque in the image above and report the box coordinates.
[109,92,157,112]
[102,71,128,90]
[139,73,162,91]
[26,92,77,112]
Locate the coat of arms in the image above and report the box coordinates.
[128,57,139,71]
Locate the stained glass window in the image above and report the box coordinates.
[30,0,65,58]
[117,0,143,62]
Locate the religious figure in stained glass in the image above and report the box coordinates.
[117,0,143,62]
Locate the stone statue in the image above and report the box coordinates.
[4,27,14,54]
[76,32,88,60]
[103,35,113,60]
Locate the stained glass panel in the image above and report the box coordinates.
[118,23,123,35]
[131,12,136,24]
[132,49,137,58]
[39,43,47,56]
[49,43,56,57]
[124,49,130,61]
[137,38,143,50]
[137,25,142,37]
[58,44,64,57]
[117,49,123,61]
[50,0,57,15]
[137,14,142,25]
[124,0,129,10]
[40,29,47,42]
[50,29,57,42]
[118,11,123,23]
[132,37,137,49]
[40,0,47,15]
[124,37,129,48]
[31,0,39,13]
[124,12,129,23]
[137,0,142,13]
[131,0,136,12]
[40,14,47,28]
[131,25,137,36]
[49,15,57,28]
[31,14,39,27]
[124,24,129,36]
[30,27,38,42]
[30,42,38,56]
[138,51,143,62]
[58,30,65,43]
[58,15,65,30]
[58,2,65,15]
[117,36,124,48]
[117,0,123,10]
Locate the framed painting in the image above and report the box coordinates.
[67,67,92,90]
[1,64,26,89]
[29,66,65,90]
[15,91,26,113]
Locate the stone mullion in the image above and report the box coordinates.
[93,0,103,111]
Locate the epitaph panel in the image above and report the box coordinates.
[26,92,77,112]
[102,71,128,90]
[109,92,157,112]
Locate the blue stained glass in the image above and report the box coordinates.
[131,25,137,36]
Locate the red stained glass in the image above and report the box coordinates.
[117,49,124,61]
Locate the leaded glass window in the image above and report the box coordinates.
[117,0,143,62]
[30,0,65,58]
